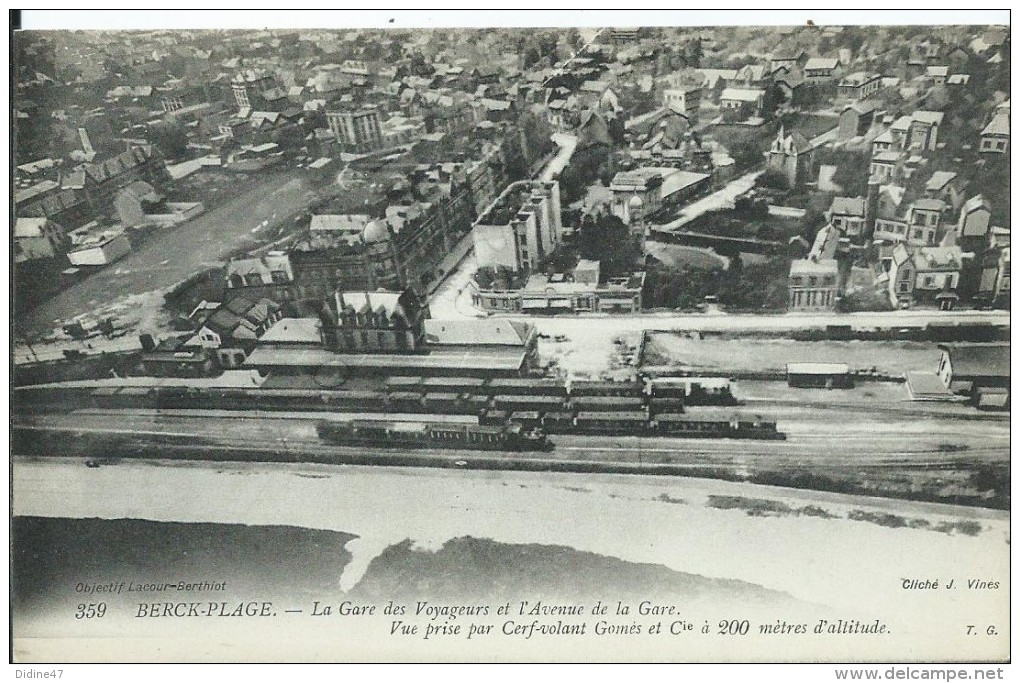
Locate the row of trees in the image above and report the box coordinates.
[643,254,791,311]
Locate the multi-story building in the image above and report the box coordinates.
[662,84,702,119]
[803,57,842,82]
[837,72,882,100]
[609,167,711,224]
[873,198,947,247]
[904,111,944,152]
[231,69,277,110]
[472,262,646,315]
[788,257,840,311]
[320,288,429,353]
[980,112,1010,154]
[826,196,868,241]
[326,108,383,153]
[887,243,962,306]
[719,87,765,119]
[225,252,297,302]
[472,180,562,273]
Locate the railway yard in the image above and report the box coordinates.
[13,363,1010,509]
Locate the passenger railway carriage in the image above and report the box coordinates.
[316,419,551,452]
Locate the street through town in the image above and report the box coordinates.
[18,168,326,338]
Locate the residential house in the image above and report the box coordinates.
[907,110,944,152]
[695,68,737,102]
[980,112,1009,154]
[13,217,66,263]
[955,195,993,250]
[837,72,882,100]
[978,246,1010,305]
[577,80,621,114]
[186,295,283,369]
[662,84,701,120]
[924,171,966,212]
[231,69,278,110]
[872,128,897,156]
[719,87,765,119]
[803,57,842,82]
[112,180,163,227]
[888,243,962,306]
[788,257,840,311]
[729,64,770,89]
[910,199,948,244]
[827,196,868,241]
[773,67,805,104]
[869,151,902,182]
[925,65,949,85]
[769,50,808,73]
[837,101,877,140]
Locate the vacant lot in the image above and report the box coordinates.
[642,333,941,375]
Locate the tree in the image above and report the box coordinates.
[147,120,189,160]
[728,138,765,172]
[756,167,790,191]
[925,85,950,111]
[577,211,640,276]
[830,151,871,197]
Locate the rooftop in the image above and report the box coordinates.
[925,171,958,191]
[787,362,850,375]
[424,319,534,346]
[829,196,866,217]
[259,317,322,345]
[939,343,1009,378]
[244,346,526,372]
[805,57,840,70]
[789,258,838,276]
[720,87,764,102]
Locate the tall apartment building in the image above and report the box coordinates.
[472,180,562,272]
[326,108,383,152]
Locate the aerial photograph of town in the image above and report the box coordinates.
[10,12,1011,666]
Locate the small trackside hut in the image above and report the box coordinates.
[786,362,854,389]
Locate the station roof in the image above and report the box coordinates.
[245,347,525,372]
[786,362,850,375]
